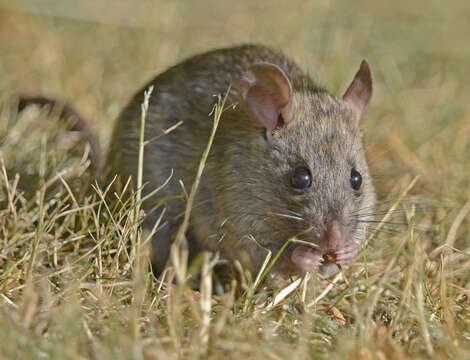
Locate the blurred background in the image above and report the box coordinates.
[0,0,469,200]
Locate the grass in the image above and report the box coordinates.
[1,0,470,358]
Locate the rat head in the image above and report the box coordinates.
[236,60,375,276]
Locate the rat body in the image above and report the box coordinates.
[106,44,376,277]
[16,44,375,278]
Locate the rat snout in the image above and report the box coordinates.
[303,219,346,251]
[324,220,346,251]
[290,219,352,274]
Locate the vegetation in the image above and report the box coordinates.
[1,0,469,358]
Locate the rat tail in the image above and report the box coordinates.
[16,96,103,171]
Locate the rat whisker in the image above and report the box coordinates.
[353,227,402,237]
[248,227,308,239]
[355,220,410,225]
[269,212,305,221]
[248,194,304,217]
[351,205,409,215]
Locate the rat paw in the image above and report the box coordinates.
[291,246,324,273]
[333,241,361,265]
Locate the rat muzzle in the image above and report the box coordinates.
[290,220,355,274]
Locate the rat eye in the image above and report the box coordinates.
[291,167,312,189]
[350,169,362,191]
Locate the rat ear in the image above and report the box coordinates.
[342,60,373,125]
[240,63,294,138]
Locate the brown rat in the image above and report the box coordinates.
[16,44,375,279]
[106,44,376,278]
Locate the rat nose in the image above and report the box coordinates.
[324,220,345,251]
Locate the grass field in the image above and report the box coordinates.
[1,0,470,358]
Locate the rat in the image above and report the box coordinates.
[106,44,375,278]
[17,44,375,279]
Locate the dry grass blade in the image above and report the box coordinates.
[367,175,420,244]
[199,252,219,353]
[171,88,228,284]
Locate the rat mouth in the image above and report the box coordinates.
[289,220,349,273]
[290,245,340,274]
